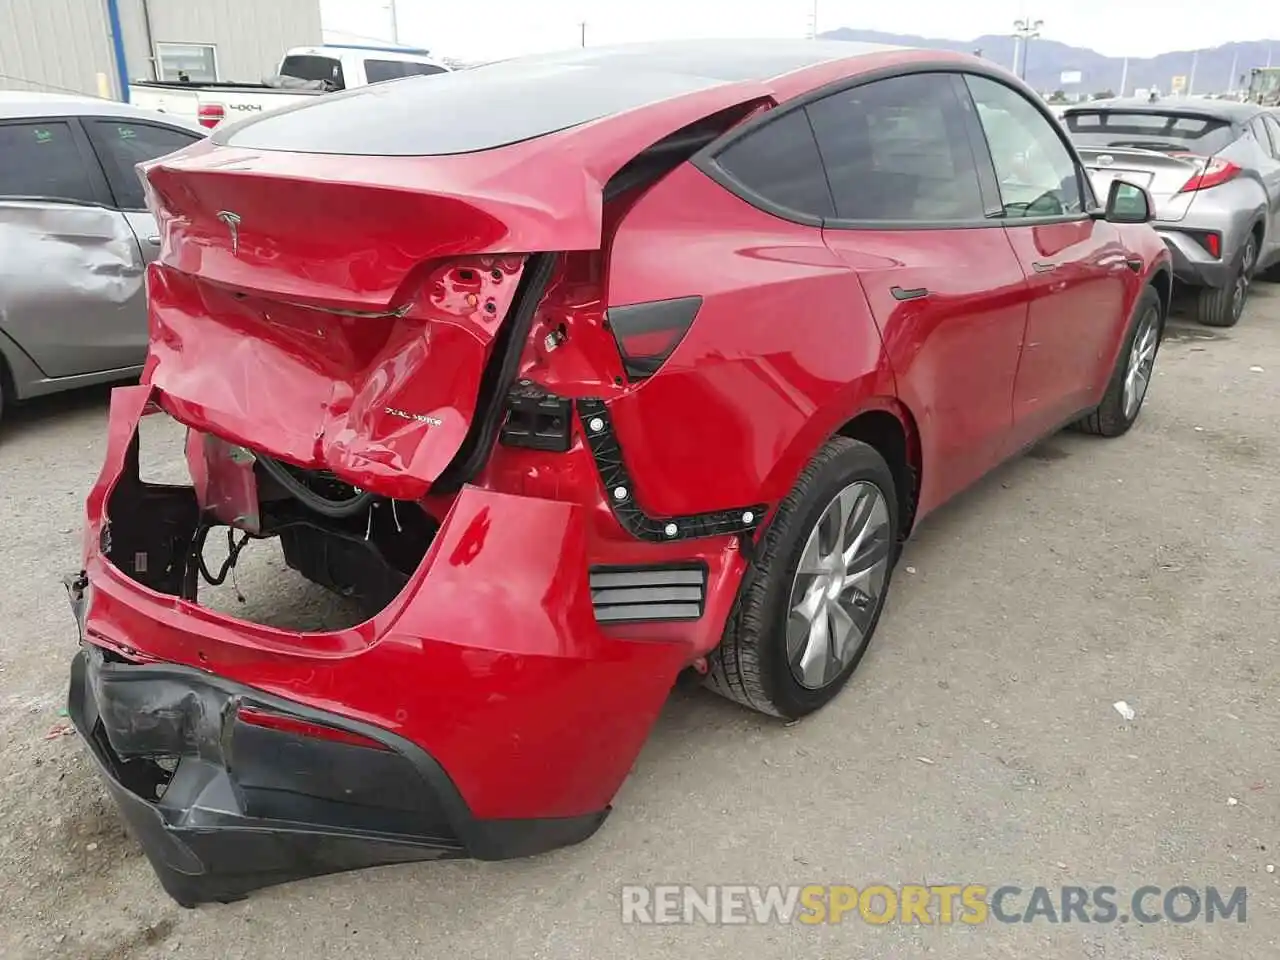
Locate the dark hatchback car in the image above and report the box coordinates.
[66,40,1170,905]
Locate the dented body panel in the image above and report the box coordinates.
[0,201,149,381]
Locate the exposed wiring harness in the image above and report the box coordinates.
[255,453,377,519]
[193,524,252,587]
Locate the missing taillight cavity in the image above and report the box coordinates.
[606,296,702,380]
[500,381,573,452]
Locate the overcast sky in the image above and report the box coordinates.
[320,0,1276,62]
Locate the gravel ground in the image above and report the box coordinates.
[1,284,1278,960]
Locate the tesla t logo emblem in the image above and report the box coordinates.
[216,210,242,256]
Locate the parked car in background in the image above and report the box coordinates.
[0,93,204,425]
[67,40,1172,905]
[1063,98,1280,326]
[130,44,452,129]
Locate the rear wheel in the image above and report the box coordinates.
[706,438,899,719]
[1196,232,1257,328]
[1073,285,1162,438]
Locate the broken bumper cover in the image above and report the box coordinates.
[68,384,705,905]
[68,643,608,906]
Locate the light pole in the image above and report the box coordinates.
[388,0,399,43]
[1012,17,1043,83]
[579,21,586,47]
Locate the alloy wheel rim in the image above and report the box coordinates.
[786,480,892,690]
[1233,238,1256,320]
[1123,306,1160,420]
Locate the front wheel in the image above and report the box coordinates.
[1073,285,1162,438]
[706,438,900,719]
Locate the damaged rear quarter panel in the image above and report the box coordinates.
[0,200,148,381]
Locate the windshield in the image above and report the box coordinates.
[279,55,345,90]
[1064,110,1236,155]
[1251,71,1280,96]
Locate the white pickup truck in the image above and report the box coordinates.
[130,44,452,130]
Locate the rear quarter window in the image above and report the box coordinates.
[711,108,835,221]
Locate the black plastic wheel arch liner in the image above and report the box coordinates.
[576,397,767,542]
[66,643,607,906]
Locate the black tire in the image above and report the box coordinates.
[1196,231,1258,328]
[706,437,900,719]
[1073,285,1163,438]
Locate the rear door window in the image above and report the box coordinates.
[279,55,345,90]
[85,120,202,210]
[364,59,448,83]
[966,74,1084,219]
[712,108,835,220]
[805,72,987,223]
[0,121,98,204]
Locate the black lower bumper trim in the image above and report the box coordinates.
[67,645,608,906]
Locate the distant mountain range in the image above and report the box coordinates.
[820,28,1277,96]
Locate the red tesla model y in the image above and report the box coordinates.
[65,40,1171,904]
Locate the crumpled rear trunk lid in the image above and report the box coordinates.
[137,72,772,497]
[140,143,578,500]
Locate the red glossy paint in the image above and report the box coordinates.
[1003,220,1134,444]
[146,254,530,501]
[821,226,1031,515]
[78,45,1172,847]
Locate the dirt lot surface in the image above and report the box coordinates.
[1,285,1277,960]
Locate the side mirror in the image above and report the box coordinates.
[1103,178,1154,224]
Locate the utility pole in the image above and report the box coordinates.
[1012,17,1043,83]
[809,0,819,40]
[1119,56,1129,97]
[1188,49,1198,96]
[388,0,399,43]
[579,21,586,47]
[1227,49,1238,94]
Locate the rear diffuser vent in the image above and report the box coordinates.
[588,564,707,623]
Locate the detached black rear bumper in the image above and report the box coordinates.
[68,645,607,906]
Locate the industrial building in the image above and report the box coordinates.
[0,0,323,100]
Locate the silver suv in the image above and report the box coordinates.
[1063,98,1280,327]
